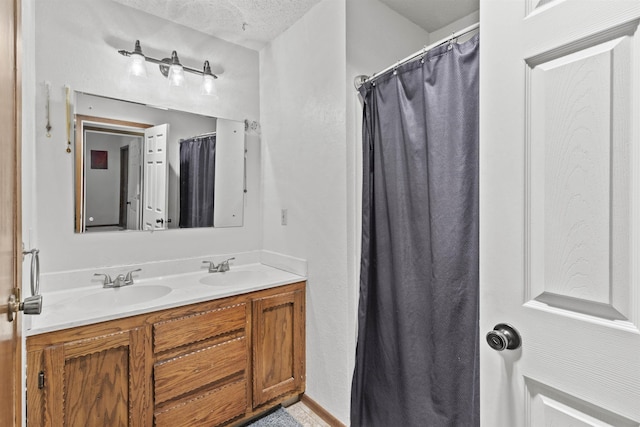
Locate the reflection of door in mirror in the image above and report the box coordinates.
[119,145,129,229]
[143,124,169,231]
[126,137,142,230]
[74,115,152,232]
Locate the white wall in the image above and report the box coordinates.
[260,0,349,421]
[346,0,431,79]
[34,0,261,273]
[428,10,479,44]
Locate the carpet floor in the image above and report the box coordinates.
[245,407,302,427]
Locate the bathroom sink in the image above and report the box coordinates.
[74,285,172,309]
[198,270,266,286]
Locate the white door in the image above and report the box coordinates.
[481,1,640,425]
[142,124,169,230]
[127,136,142,230]
[213,118,245,227]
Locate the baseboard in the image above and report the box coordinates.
[300,394,346,427]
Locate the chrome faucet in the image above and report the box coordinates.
[94,268,142,288]
[202,257,235,273]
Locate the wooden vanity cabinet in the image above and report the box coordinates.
[26,317,152,427]
[26,281,306,427]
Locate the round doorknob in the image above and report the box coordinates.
[486,323,521,351]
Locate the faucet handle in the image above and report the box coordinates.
[94,273,113,286]
[202,260,215,271]
[219,257,235,272]
[125,268,142,283]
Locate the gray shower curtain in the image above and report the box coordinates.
[351,34,479,426]
[179,135,216,228]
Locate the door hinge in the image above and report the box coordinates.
[38,371,45,390]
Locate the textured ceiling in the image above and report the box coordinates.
[112,0,324,50]
[111,0,478,50]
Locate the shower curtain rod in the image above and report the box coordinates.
[179,131,217,143]
[354,22,479,90]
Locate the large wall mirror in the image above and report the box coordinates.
[74,92,246,233]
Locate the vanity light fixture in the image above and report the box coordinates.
[118,40,218,92]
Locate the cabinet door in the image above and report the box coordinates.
[252,287,305,407]
[35,327,148,427]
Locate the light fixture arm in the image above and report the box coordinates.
[118,40,218,79]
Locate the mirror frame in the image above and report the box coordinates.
[74,114,153,233]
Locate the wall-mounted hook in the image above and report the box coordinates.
[45,82,52,137]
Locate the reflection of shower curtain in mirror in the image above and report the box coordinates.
[179,135,216,228]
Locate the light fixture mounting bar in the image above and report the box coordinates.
[117,48,218,79]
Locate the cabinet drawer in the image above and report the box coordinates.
[153,303,246,353]
[155,336,247,404]
[154,378,247,427]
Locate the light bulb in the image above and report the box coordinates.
[167,51,185,87]
[168,63,184,87]
[202,74,216,95]
[127,40,147,78]
[200,60,216,95]
[129,52,147,77]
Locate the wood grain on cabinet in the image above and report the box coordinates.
[252,285,306,408]
[154,379,247,427]
[26,281,306,427]
[154,336,247,404]
[151,299,250,426]
[153,303,246,353]
[27,320,149,427]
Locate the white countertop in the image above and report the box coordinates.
[27,263,306,336]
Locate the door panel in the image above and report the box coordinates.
[525,378,638,427]
[127,137,142,230]
[527,25,636,323]
[143,124,168,230]
[252,288,305,408]
[32,328,147,427]
[480,1,640,425]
